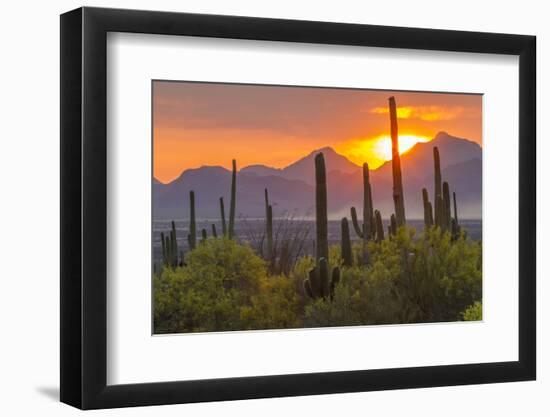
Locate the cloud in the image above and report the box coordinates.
[370,105,467,121]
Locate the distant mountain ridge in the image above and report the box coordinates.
[153,132,482,220]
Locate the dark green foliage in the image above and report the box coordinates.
[389,96,406,226]
[154,238,273,333]
[341,217,353,266]
[219,197,227,236]
[304,227,482,326]
[188,191,196,250]
[228,159,237,239]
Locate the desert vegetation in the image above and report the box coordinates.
[154,97,482,334]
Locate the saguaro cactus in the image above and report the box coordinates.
[374,209,385,242]
[211,223,217,238]
[390,214,397,236]
[389,96,406,227]
[201,228,207,242]
[443,181,451,232]
[350,163,373,265]
[228,159,237,239]
[315,153,328,263]
[304,152,340,301]
[219,197,227,236]
[341,217,353,267]
[422,188,434,228]
[264,188,274,263]
[188,191,196,250]
[433,147,443,229]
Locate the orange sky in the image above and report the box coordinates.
[153,81,482,183]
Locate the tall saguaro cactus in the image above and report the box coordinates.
[433,146,443,229]
[315,153,328,263]
[264,188,274,263]
[341,217,353,267]
[228,159,237,239]
[388,97,406,227]
[219,197,227,236]
[188,190,196,250]
[304,152,340,301]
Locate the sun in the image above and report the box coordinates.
[373,135,429,161]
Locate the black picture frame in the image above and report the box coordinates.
[60,6,536,410]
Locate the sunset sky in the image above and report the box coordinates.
[153,81,482,183]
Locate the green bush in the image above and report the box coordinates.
[154,227,482,333]
[154,238,267,333]
[462,301,482,321]
[304,227,482,327]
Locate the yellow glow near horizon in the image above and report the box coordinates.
[338,134,430,169]
[373,135,430,161]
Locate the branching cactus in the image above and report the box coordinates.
[341,217,353,267]
[389,96,406,227]
[350,163,373,264]
[188,190,197,250]
[303,152,340,301]
[303,258,340,300]
[228,159,237,239]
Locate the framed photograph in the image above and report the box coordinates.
[60,7,536,409]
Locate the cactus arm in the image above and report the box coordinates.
[350,207,364,238]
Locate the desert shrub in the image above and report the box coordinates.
[154,238,267,333]
[304,226,482,327]
[462,301,482,321]
[240,275,302,330]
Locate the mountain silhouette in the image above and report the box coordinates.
[153,132,482,220]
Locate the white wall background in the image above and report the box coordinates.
[0,0,545,415]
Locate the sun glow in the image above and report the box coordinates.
[373,135,430,161]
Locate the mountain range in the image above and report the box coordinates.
[153,132,482,220]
